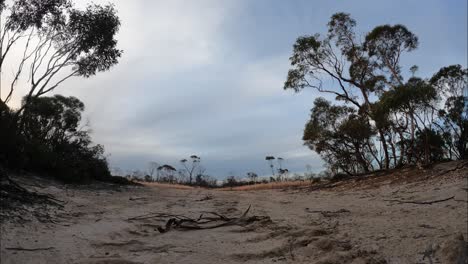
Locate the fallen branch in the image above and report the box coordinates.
[127,212,194,221]
[305,208,350,217]
[129,197,147,201]
[129,205,270,233]
[384,196,454,205]
[437,161,468,176]
[5,247,55,251]
[196,195,213,201]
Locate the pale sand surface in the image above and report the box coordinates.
[1,161,467,264]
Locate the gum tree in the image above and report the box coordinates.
[0,0,122,112]
[285,13,419,170]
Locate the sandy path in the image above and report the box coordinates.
[1,164,467,264]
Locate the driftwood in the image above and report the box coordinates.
[383,196,454,205]
[128,205,270,233]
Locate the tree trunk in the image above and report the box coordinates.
[378,129,390,169]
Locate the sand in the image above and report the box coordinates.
[1,161,467,264]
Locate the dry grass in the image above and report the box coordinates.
[219,181,313,191]
[138,182,195,190]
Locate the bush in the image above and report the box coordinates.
[0,95,115,184]
[330,173,352,182]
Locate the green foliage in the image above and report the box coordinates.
[0,95,114,183]
[285,12,467,174]
[303,98,374,174]
[1,0,122,108]
[430,65,468,159]
[414,128,447,163]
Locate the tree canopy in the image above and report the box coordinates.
[285,12,467,174]
[0,0,122,108]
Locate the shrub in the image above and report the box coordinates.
[0,95,116,184]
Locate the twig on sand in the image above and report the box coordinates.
[304,208,350,217]
[196,194,213,201]
[129,197,147,201]
[6,247,55,251]
[383,196,454,205]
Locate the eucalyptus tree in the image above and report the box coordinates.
[180,155,201,184]
[0,0,122,112]
[247,172,258,183]
[157,164,177,183]
[303,97,375,174]
[265,156,275,176]
[277,157,284,169]
[430,65,468,160]
[285,12,419,170]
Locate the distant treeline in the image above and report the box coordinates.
[284,13,467,175]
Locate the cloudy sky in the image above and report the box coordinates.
[5,0,467,178]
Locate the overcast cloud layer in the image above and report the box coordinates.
[6,0,467,178]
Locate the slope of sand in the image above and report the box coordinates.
[1,161,467,264]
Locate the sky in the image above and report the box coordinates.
[3,0,467,178]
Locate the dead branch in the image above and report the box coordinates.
[196,195,213,201]
[436,161,468,176]
[129,197,147,201]
[127,212,194,221]
[383,196,454,205]
[5,247,55,251]
[305,208,350,217]
[129,205,270,233]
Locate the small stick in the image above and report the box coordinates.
[384,196,454,205]
[6,247,54,251]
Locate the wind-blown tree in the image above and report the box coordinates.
[0,0,122,111]
[285,12,466,173]
[157,164,177,183]
[265,156,275,176]
[285,12,419,170]
[180,155,201,184]
[277,157,284,169]
[430,65,468,160]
